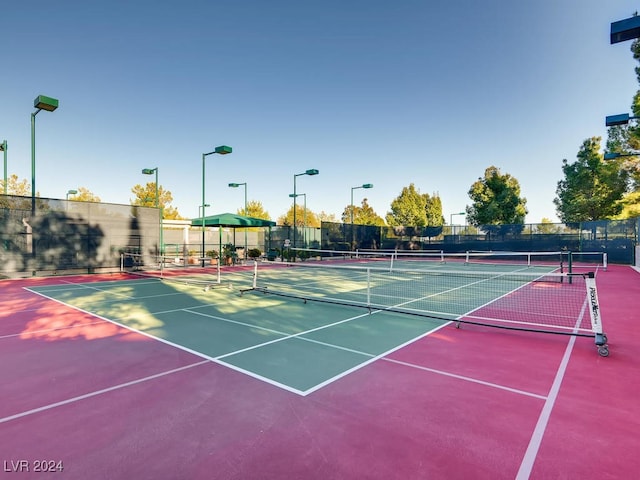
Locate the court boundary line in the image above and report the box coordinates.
[174,307,551,398]
[23,278,570,399]
[23,287,308,395]
[0,360,210,425]
[382,357,548,400]
[515,319,578,478]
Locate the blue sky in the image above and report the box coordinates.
[1,0,638,224]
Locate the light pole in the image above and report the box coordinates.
[202,145,232,266]
[350,183,373,249]
[199,204,210,218]
[228,182,248,258]
[31,95,59,262]
[605,113,639,127]
[289,193,306,246]
[293,169,318,260]
[604,152,639,160]
[1,140,7,195]
[142,167,162,256]
[66,189,77,200]
[611,14,640,44]
[31,95,59,213]
[450,212,465,225]
[450,212,465,236]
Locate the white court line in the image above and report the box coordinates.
[22,287,309,395]
[0,361,209,425]
[22,276,559,400]
[515,303,585,479]
[383,357,547,400]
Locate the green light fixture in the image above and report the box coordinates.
[201,145,232,266]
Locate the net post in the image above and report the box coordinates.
[366,267,371,307]
[252,260,258,289]
[568,252,573,283]
[120,253,124,273]
[465,251,470,264]
[603,253,608,271]
[440,250,444,263]
[527,253,531,267]
[584,272,608,356]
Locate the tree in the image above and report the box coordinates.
[534,217,563,234]
[239,200,271,220]
[554,137,628,222]
[130,182,182,219]
[385,184,427,226]
[70,187,101,202]
[0,174,30,196]
[425,193,444,226]
[317,211,339,223]
[277,204,320,227]
[466,166,527,226]
[341,198,385,226]
[615,191,640,219]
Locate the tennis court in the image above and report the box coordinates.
[1,257,639,479]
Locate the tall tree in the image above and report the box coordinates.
[130,182,182,219]
[425,193,444,226]
[239,200,271,220]
[70,187,101,202]
[604,38,640,192]
[614,191,640,219]
[0,174,30,196]
[277,204,320,227]
[466,166,527,226]
[318,211,339,223]
[385,184,427,226]
[535,218,563,234]
[554,137,628,222]
[341,198,385,226]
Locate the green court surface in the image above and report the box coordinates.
[27,278,448,395]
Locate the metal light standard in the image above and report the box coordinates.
[30,95,59,262]
[1,140,7,195]
[610,15,640,44]
[292,169,318,260]
[605,113,639,127]
[350,183,373,249]
[228,182,248,258]
[450,212,465,226]
[603,152,639,160]
[31,95,59,213]
[289,193,306,246]
[202,145,232,266]
[450,212,465,238]
[142,167,162,256]
[199,204,210,218]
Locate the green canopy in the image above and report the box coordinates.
[190,212,276,228]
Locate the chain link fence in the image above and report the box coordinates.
[1,195,159,277]
[320,219,638,264]
[2,193,637,277]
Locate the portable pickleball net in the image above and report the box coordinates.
[120,251,609,356]
[238,258,609,357]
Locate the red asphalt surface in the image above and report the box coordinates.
[1,266,638,479]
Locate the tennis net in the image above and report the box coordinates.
[291,248,608,273]
[119,252,255,290]
[241,260,609,356]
